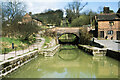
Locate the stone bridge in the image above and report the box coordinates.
[48,27,85,44]
[50,27,84,37]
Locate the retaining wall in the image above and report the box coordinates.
[106,49,120,61]
[0,50,38,78]
[78,44,107,56]
[39,45,60,57]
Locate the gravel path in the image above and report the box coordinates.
[0,34,45,62]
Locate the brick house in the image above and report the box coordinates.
[22,13,32,23]
[95,7,120,40]
[22,12,42,26]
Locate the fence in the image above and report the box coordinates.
[0,42,40,62]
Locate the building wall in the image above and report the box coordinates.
[22,13,32,23]
[32,19,42,26]
[98,21,120,40]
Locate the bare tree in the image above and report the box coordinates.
[65,0,88,24]
[2,0,26,23]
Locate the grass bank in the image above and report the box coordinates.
[0,37,30,54]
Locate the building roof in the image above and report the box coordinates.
[117,8,120,13]
[96,13,120,21]
[32,17,42,22]
[23,13,31,18]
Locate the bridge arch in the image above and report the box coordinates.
[58,33,80,44]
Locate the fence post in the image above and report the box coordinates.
[23,47,24,53]
[33,44,34,50]
[28,45,30,52]
[4,48,6,60]
[15,47,16,57]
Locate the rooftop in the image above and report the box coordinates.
[96,13,120,21]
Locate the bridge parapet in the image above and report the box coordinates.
[53,27,82,37]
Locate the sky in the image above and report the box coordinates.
[22,0,120,15]
[1,0,120,16]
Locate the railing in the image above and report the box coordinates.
[0,43,39,62]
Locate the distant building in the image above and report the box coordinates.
[22,13,32,23]
[22,12,42,26]
[95,7,120,40]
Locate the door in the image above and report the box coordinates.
[116,31,120,40]
[100,31,104,38]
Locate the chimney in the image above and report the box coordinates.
[103,7,109,13]
[29,12,32,15]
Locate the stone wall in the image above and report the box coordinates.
[40,45,60,57]
[0,50,38,78]
[106,49,120,61]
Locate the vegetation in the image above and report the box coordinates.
[59,34,77,42]
[0,37,28,54]
[2,22,39,44]
[79,28,93,45]
[71,15,89,27]
[2,0,39,46]
[32,9,63,26]
[2,1,26,23]
[42,36,52,48]
[65,1,88,24]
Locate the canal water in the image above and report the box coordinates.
[5,46,119,78]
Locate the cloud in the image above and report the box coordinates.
[24,1,67,14]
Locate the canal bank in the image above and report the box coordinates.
[0,35,59,78]
[94,40,120,61]
[0,50,38,78]
[77,44,120,61]
[0,40,120,78]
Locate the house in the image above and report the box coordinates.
[22,13,32,23]
[22,12,42,26]
[95,7,120,40]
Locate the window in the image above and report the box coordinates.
[100,31,104,38]
[109,21,114,26]
[107,30,113,35]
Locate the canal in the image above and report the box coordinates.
[5,45,119,78]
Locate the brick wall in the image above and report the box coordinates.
[98,21,120,40]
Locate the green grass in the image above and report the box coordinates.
[42,36,52,48]
[0,37,28,54]
[0,37,26,46]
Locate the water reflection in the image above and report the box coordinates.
[6,47,119,78]
[58,48,79,61]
